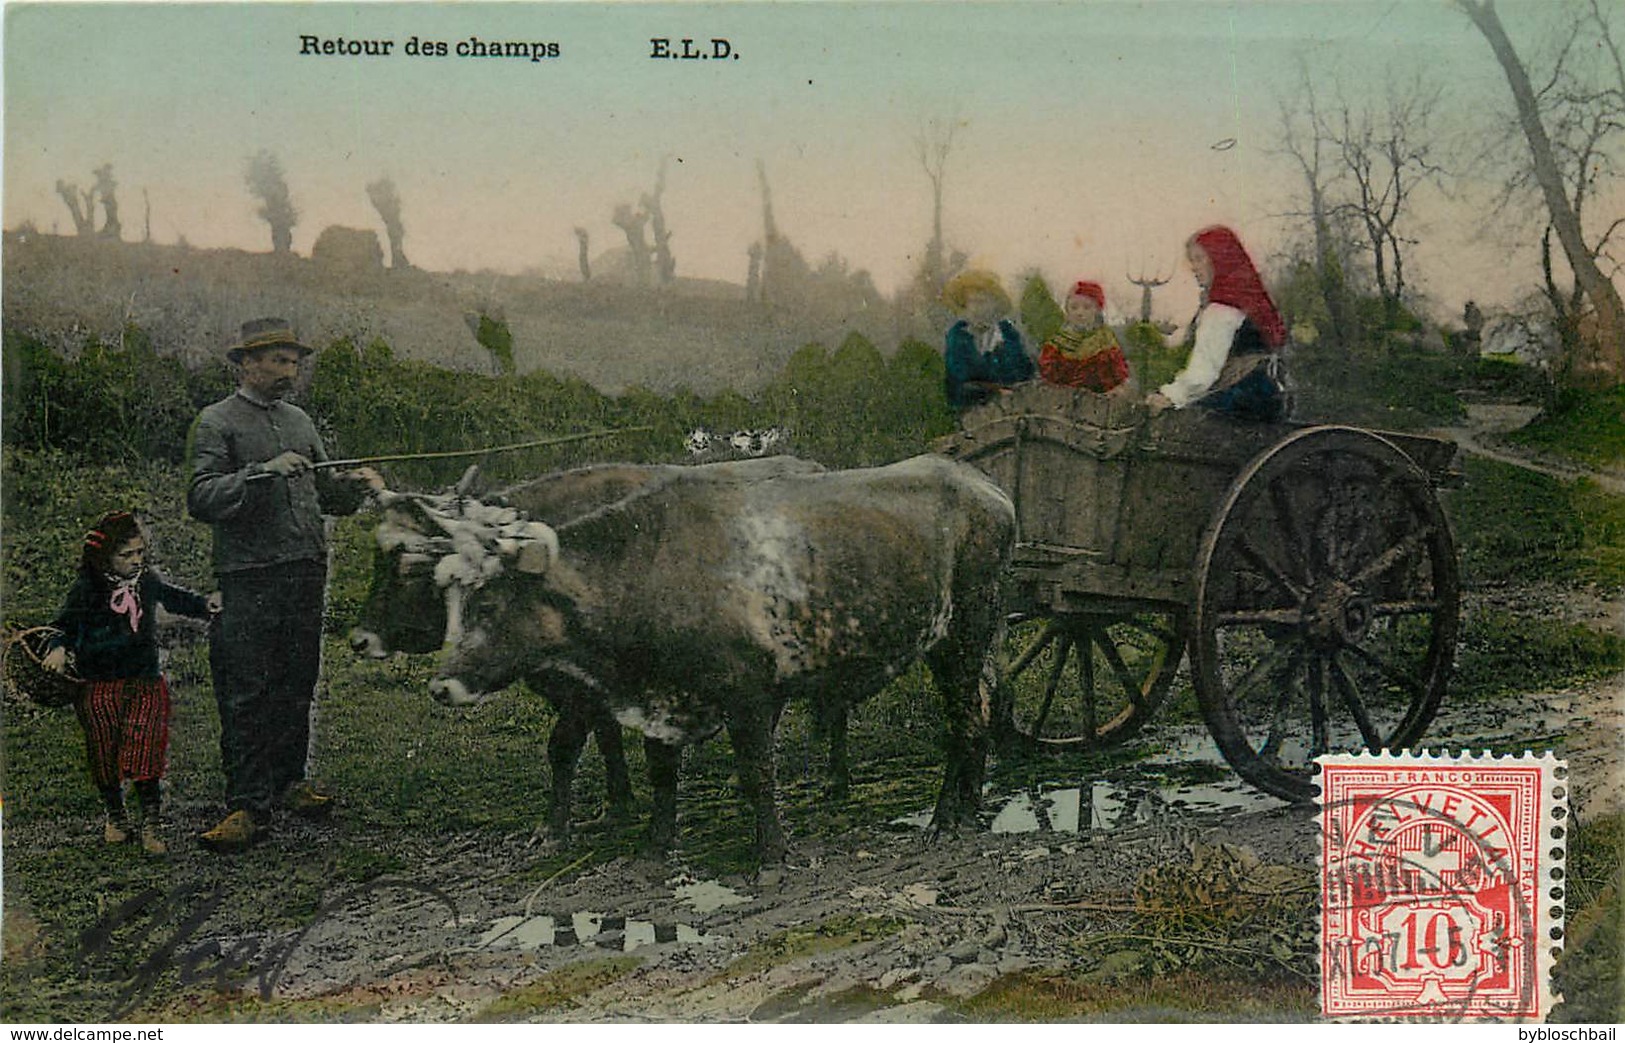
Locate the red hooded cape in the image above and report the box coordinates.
[1192,225,1287,350]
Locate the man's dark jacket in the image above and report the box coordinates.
[187,391,366,574]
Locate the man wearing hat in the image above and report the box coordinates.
[187,319,380,852]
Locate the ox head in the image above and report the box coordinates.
[350,492,455,659]
[351,489,557,668]
[424,516,568,707]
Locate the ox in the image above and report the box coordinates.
[352,456,829,839]
[414,454,1016,863]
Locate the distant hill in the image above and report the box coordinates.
[1,233,912,394]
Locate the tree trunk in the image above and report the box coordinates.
[574,227,592,282]
[1309,184,1347,350]
[56,181,94,237]
[1460,0,1625,384]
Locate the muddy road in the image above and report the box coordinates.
[157,669,1618,1024]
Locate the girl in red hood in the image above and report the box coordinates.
[1038,280,1130,394]
[44,512,220,853]
[1147,225,1288,421]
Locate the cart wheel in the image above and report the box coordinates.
[1192,427,1459,802]
[1000,610,1188,751]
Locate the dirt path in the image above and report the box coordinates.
[1434,402,1625,495]
[231,674,1619,1023]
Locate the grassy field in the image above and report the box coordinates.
[1509,385,1625,470]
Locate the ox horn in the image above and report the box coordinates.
[505,524,559,574]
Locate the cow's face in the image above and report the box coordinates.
[350,499,454,658]
[429,527,565,707]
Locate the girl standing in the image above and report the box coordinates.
[44,512,219,854]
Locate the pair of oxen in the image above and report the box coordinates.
[350,454,1016,864]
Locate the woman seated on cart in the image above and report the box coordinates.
[1146,225,1289,422]
[943,269,1035,410]
[1037,280,1131,395]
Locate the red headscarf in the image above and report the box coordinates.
[1191,226,1286,349]
[1069,281,1105,309]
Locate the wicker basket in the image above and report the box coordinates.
[2,626,84,708]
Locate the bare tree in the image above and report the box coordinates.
[366,177,410,269]
[914,115,961,295]
[752,161,811,307]
[55,179,95,237]
[642,157,676,285]
[1517,0,1624,377]
[745,241,762,302]
[1127,267,1171,325]
[1330,72,1449,324]
[1273,62,1354,346]
[92,164,122,240]
[611,203,652,286]
[574,227,592,282]
[142,188,152,244]
[245,150,298,255]
[1459,0,1624,382]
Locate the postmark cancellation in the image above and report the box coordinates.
[1317,750,1567,1022]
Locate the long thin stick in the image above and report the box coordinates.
[245,426,652,480]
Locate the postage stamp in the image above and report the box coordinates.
[1318,751,1567,1022]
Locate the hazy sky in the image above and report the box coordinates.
[5,1,1618,323]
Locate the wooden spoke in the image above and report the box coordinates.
[1224,640,1298,711]
[1008,621,1060,677]
[1030,635,1072,737]
[1330,652,1383,752]
[1239,536,1307,602]
[1076,631,1097,740]
[1270,477,1312,588]
[1372,599,1440,618]
[1092,628,1147,712]
[1215,607,1305,628]
[1351,524,1433,589]
[1308,654,1330,758]
[1342,641,1429,701]
[1260,647,1304,762]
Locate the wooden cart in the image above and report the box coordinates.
[933,383,1461,803]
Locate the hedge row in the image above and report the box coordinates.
[2,324,960,490]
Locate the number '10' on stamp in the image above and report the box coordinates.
[1317,751,1566,1021]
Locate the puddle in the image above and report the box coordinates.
[477,912,710,952]
[674,880,752,914]
[475,878,749,953]
[897,687,1586,837]
[892,723,1287,835]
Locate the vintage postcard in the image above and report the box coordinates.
[3,0,1621,1028]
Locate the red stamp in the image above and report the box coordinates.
[1318,752,1565,1021]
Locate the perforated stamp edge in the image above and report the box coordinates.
[1315,749,1567,1023]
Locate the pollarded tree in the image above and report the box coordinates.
[643,157,676,286]
[55,179,95,237]
[245,149,298,255]
[366,177,410,269]
[93,164,121,240]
